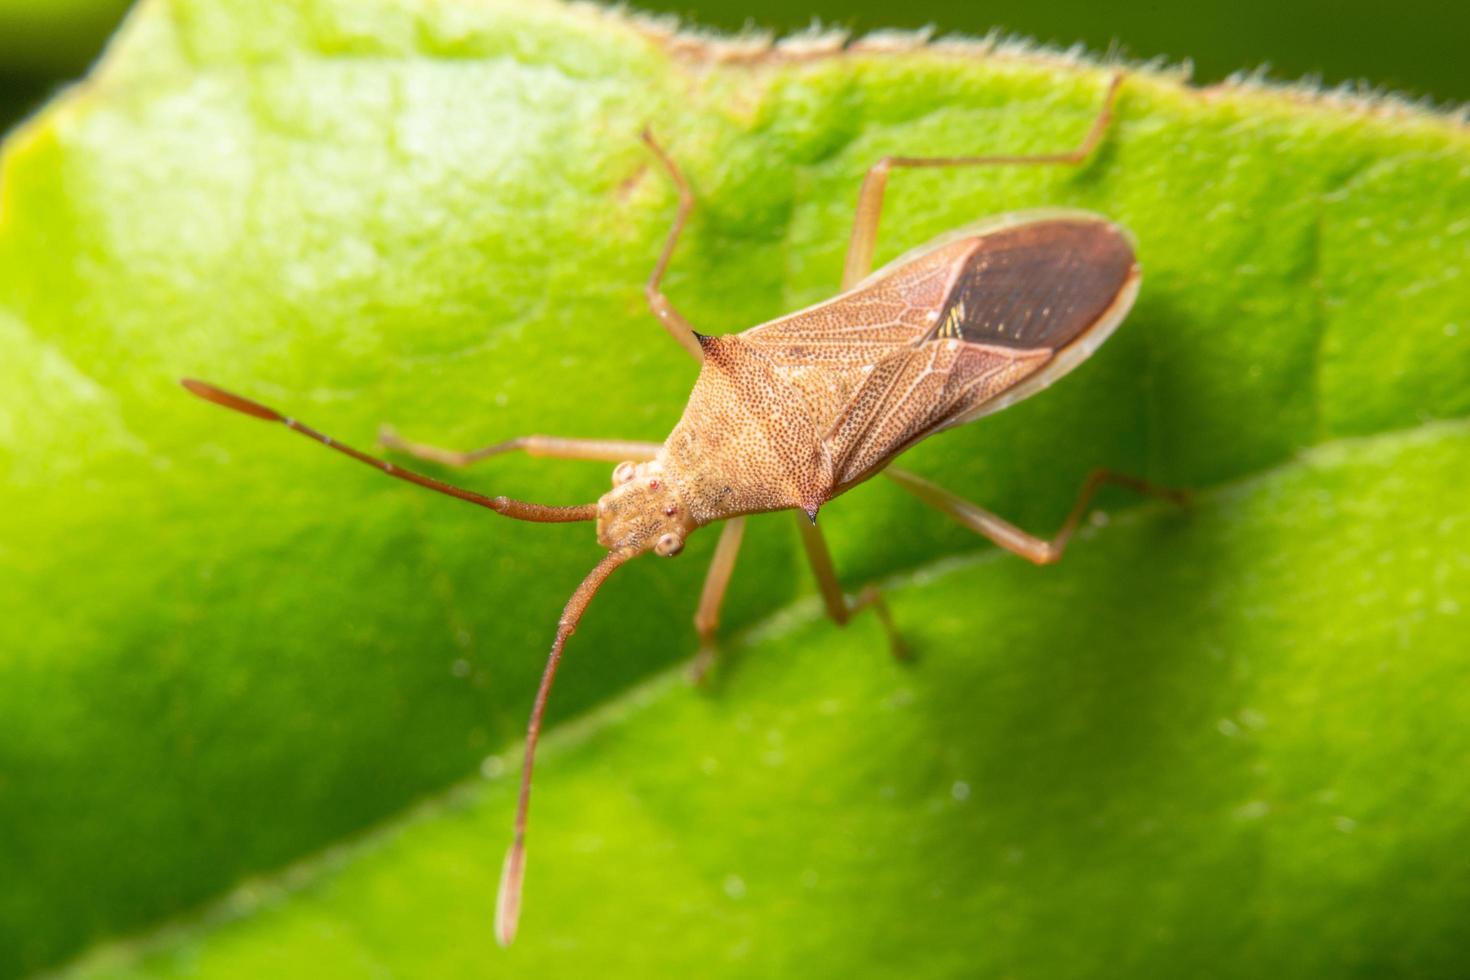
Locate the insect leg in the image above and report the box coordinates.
[686,517,747,683]
[841,72,1124,290]
[885,465,1187,565]
[639,128,705,363]
[378,429,662,466]
[794,513,909,660]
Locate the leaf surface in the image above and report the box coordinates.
[2,0,1467,975]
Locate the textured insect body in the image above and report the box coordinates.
[182,74,1183,948]
[617,213,1139,544]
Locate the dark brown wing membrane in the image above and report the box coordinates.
[926,219,1136,350]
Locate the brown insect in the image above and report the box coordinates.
[183,73,1183,945]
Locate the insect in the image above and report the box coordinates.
[183,72,1184,945]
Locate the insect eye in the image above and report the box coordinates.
[654,533,683,557]
[613,462,637,486]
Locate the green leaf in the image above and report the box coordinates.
[2,0,1466,976]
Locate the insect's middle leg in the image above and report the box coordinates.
[639,129,705,363]
[794,513,909,660]
[378,429,662,466]
[841,72,1123,290]
[687,517,746,684]
[885,466,1187,565]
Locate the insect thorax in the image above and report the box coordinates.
[658,335,837,525]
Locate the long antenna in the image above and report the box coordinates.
[495,548,633,946]
[181,379,598,523]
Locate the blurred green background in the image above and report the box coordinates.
[0,0,1465,137]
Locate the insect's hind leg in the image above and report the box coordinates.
[639,128,705,363]
[841,72,1123,290]
[378,429,662,466]
[885,466,1187,565]
[794,513,909,660]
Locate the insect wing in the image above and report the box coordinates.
[919,217,1136,349]
[741,237,977,366]
[822,341,1049,489]
[941,217,1140,427]
[819,215,1140,487]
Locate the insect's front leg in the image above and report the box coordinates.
[885,466,1188,565]
[639,128,705,363]
[794,513,909,660]
[687,517,746,684]
[840,72,1124,290]
[378,430,662,466]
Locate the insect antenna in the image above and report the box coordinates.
[180,379,599,523]
[496,547,633,946]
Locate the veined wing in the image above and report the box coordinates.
[741,236,975,367]
[743,210,1137,371]
[816,214,1141,488]
[822,341,1050,490]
